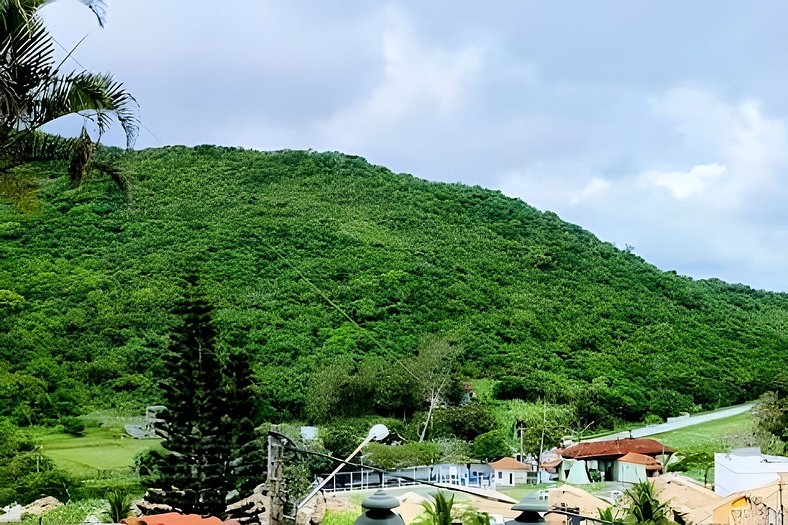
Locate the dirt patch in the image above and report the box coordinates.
[324,494,358,514]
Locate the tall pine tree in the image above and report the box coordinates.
[148,277,265,518]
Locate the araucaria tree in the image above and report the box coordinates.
[149,278,265,518]
[0,0,138,188]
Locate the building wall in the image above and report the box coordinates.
[615,462,647,483]
[714,451,788,496]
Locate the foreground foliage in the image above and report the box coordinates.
[0,420,77,505]
[0,0,138,189]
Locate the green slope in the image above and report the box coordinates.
[0,146,786,422]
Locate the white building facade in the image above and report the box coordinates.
[714,448,788,496]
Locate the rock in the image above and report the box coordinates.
[225,490,269,524]
[131,499,173,517]
[0,504,24,524]
[22,497,63,517]
[297,493,326,525]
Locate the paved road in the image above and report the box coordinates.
[585,402,755,442]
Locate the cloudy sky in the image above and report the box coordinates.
[43,1,788,292]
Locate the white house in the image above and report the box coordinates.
[714,448,788,496]
[489,457,532,487]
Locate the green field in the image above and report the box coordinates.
[650,412,753,451]
[39,426,160,479]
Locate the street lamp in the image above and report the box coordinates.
[298,424,390,510]
[354,490,404,525]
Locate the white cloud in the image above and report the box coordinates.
[640,163,727,200]
[650,87,788,210]
[314,6,482,149]
[570,177,611,204]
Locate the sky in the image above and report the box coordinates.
[42,1,788,292]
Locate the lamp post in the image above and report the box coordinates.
[298,424,389,510]
[354,490,405,525]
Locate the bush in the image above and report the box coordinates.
[431,404,496,441]
[472,430,511,462]
[644,414,663,425]
[364,442,441,470]
[60,416,85,435]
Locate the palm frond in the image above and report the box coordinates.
[31,71,139,147]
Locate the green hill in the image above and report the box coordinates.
[1,146,786,425]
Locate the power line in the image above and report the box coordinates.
[266,241,419,381]
[51,34,162,145]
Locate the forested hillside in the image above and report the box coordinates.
[1,146,786,427]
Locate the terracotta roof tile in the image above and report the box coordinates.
[618,452,663,469]
[561,438,673,459]
[489,457,531,470]
[122,513,223,525]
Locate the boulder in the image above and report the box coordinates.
[22,497,63,517]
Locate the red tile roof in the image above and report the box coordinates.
[121,514,223,525]
[560,438,673,460]
[618,452,663,470]
[489,457,532,470]
[540,458,562,472]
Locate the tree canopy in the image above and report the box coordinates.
[0,147,786,428]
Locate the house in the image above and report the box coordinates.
[683,473,788,525]
[714,447,788,496]
[382,462,494,490]
[489,456,533,487]
[557,438,673,483]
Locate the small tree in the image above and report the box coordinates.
[412,336,462,442]
[666,448,715,486]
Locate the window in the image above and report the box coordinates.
[498,471,502,479]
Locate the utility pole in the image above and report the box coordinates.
[537,399,546,482]
[517,419,525,461]
[267,433,285,525]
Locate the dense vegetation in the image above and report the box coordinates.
[1,146,787,431]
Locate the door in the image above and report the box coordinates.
[509,472,513,485]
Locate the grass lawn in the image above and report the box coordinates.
[649,412,753,451]
[39,426,160,479]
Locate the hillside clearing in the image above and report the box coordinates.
[39,426,160,479]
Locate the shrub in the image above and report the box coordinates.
[60,416,85,435]
[106,490,131,523]
[364,442,441,470]
[472,430,511,462]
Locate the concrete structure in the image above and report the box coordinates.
[651,473,721,519]
[714,448,788,496]
[684,473,788,525]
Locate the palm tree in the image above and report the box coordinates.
[0,0,138,191]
